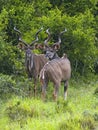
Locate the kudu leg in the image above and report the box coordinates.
[34,79,37,97]
[53,83,60,101]
[64,81,68,100]
[34,85,37,97]
[41,86,46,101]
[41,84,47,101]
[28,78,33,97]
[41,80,48,101]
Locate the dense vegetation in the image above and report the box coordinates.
[0,0,98,75]
[0,0,98,129]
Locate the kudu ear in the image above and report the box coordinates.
[34,43,44,50]
[52,43,60,51]
[17,42,26,50]
[62,53,67,58]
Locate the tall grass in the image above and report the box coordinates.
[0,74,98,130]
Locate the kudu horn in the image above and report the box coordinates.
[44,28,51,46]
[30,27,43,46]
[14,27,21,34]
[57,28,67,44]
[14,27,27,46]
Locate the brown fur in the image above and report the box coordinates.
[26,53,48,96]
[40,57,71,101]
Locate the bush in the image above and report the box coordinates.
[94,87,98,96]
[0,74,35,99]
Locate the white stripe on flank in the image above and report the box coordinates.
[42,69,45,79]
[40,62,49,80]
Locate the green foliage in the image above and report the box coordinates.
[0,8,8,31]
[0,74,18,99]
[0,1,98,130]
[58,114,95,130]
[0,74,36,99]
[81,111,95,130]
[94,87,98,97]
[0,0,98,74]
[0,38,23,74]
[55,99,72,114]
[58,117,81,130]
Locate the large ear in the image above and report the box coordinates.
[17,42,26,50]
[52,43,60,50]
[62,53,67,58]
[34,43,44,50]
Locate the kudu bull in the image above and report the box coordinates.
[43,28,67,60]
[39,29,71,101]
[14,27,49,96]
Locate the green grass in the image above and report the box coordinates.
[0,79,98,130]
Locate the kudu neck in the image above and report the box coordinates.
[50,53,60,60]
[25,52,34,77]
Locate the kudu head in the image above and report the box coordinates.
[14,27,43,60]
[43,28,67,60]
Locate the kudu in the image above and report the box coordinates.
[43,28,67,60]
[14,27,49,96]
[39,29,71,101]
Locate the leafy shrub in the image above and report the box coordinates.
[94,87,98,96]
[93,112,98,121]
[0,74,35,99]
[0,36,24,75]
[0,74,16,98]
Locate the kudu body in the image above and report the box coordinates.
[40,54,71,101]
[39,29,71,100]
[14,27,48,96]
